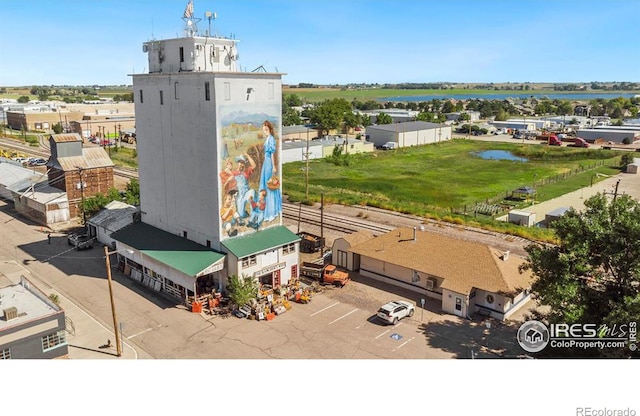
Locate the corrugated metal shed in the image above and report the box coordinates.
[88,200,139,234]
[54,147,114,171]
[51,133,82,143]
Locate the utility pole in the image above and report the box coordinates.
[77,167,87,227]
[104,246,122,357]
[305,128,310,199]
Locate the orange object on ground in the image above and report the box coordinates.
[192,302,203,313]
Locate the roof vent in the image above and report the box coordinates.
[3,306,18,321]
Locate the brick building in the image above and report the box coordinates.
[47,133,114,219]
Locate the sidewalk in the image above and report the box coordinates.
[0,259,147,359]
[55,291,145,359]
[502,170,640,226]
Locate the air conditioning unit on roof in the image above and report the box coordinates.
[3,307,18,321]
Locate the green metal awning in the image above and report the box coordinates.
[111,222,225,277]
[222,225,301,258]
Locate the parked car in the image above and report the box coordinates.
[67,233,95,250]
[379,142,398,150]
[376,300,415,325]
[28,158,47,166]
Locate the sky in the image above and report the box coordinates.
[1,0,639,87]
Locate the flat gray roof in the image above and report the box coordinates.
[0,277,59,330]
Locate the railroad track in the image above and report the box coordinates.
[282,203,393,235]
[115,166,139,179]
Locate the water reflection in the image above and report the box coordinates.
[475,150,528,162]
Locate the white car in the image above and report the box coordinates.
[376,300,415,325]
[379,141,397,150]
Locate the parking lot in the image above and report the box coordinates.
[0,193,537,360]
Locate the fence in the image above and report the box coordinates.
[452,159,611,217]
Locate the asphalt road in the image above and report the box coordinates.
[0,196,528,359]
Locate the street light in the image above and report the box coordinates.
[104,246,133,357]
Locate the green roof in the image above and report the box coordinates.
[111,222,225,277]
[222,225,300,258]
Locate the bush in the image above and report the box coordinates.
[226,274,258,307]
[620,153,635,168]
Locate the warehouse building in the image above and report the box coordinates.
[366,121,452,149]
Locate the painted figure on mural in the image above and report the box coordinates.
[220,190,243,237]
[225,153,256,219]
[219,158,236,195]
[247,189,267,230]
[259,120,282,222]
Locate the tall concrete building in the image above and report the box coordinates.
[113,3,300,304]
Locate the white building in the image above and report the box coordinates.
[366,121,452,148]
[117,5,300,304]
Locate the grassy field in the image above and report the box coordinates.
[282,139,623,240]
[282,87,636,103]
[105,146,137,168]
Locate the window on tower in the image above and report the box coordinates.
[205,82,210,101]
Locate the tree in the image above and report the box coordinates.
[282,106,302,126]
[124,178,140,206]
[226,274,258,308]
[309,98,352,135]
[52,123,63,134]
[376,113,392,125]
[458,112,471,122]
[283,94,302,107]
[441,101,455,114]
[17,96,30,103]
[521,193,640,357]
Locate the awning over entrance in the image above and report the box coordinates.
[111,222,225,277]
[222,225,300,258]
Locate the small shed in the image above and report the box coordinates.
[508,210,536,227]
[626,158,640,174]
[87,200,140,248]
[545,207,570,227]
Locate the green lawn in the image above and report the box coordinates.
[282,139,623,220]
[282,87,635,103]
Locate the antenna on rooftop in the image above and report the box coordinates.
[205,10,217,36]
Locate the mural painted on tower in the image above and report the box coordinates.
[218,103,282,239]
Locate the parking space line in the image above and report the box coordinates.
[310,301,340,317]
[393,336,415,352]
[328,308,359,325]
[127,325,162,339]
[375,329,390,340]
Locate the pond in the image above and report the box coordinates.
[475,150,528,162]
